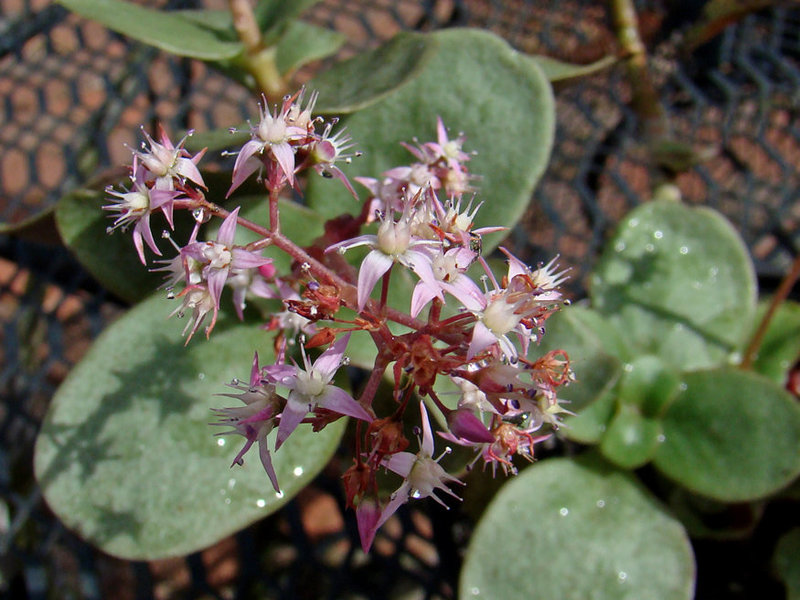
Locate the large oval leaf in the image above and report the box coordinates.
[58,0,244,60]
[306,28,555,254]
[591,200,756,371]
[34,295,345,559]
[653,368,800,502]
[460,456,695,600]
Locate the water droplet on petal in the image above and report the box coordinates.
[275,490,284,499]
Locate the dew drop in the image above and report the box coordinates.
[166,291,175,300]
[679,246,689,255]
[293,466,304,477]
[559,507,569,517]
[224,497,231,505]
[411,489,422,499]
[629,218,639,227]
[644,243,655,252]
[228,478,236,489]
[275,490,284,499]
[192,208,211,224]
[219,488,227,496]
[728,352,742,365]
[618,571,628,583]
[614,241,626,252]
[657,434,666,443]
[653,230,663,240]
[198,372,205,380]
[679,382,688,391]
[256,498,266,508]
[231,378,240,386]
[105,226,114,235]
[623,363,634,373]
[470,587,480,596]
[217,438,226,447]
[596,499,606,508]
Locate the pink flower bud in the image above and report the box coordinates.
[446,408,494,444]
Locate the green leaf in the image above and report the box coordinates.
[600,404,663,469]
[311,32,437,114]
[55,189,170,303]
[532,306,624,442]
[307,28,555,255]
[58,0,244,60]
[256,0,321,40]
[653,368,800,502]
[460,456,695,600]
[591,200,757,371]
[275,21,345,76]
[617,355,681,417]
[528,54,617,83]
[774,528,800,600]
[34,295,345,559]
[748,299,800,384]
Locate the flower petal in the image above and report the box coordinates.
[258,438,281,493]
[312,333,349,381]
[275,395,308,450]
[357,250,394,311]
[318,385,372,422]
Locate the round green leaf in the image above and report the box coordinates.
[460,456,695,600]
[653,368,800,502]
[591,200,756,371]
[275,21,346,77]
[34,295,345,559]
[774,528,800,600]
[600,404,663,469]
[306,28,555,253]
[748,299,800,385]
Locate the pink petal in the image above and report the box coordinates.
[258,439,281,493]
[377,481,411,529]
[356,501,381,553]
[218,207,240,247]
[410,281,438,318]
[312,333,350,380]
[467,321,498,360]
[383,452,415,477]
[227,140,263,197]
[271,142,296,185]
[232,248,272,270]
[318,385,372,422]
[419,401,434,456]
[275,396,308,449]
[176,156,206,188]
[357,250,393,311]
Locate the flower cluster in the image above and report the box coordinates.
[104,90,573,553]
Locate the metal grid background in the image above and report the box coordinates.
[2,0,800,597]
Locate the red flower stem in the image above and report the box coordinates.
[427,389,450,415]
[741,251,800,370]
[268,186,280,233]
[380,267,392,310]
[358,354,389,409]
